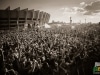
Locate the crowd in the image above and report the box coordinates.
[0,24,100,75]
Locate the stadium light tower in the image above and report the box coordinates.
[70,17,72,25]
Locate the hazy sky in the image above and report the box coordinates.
[0,0,100,23]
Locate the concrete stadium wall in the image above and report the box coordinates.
[0,7,50,30]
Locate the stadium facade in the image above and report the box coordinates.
[0,6,50,30]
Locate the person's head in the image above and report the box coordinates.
[37,58,41,63]
[61,58,65,63]
[8,69,17,75]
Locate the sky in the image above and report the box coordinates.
[0,0,100,23]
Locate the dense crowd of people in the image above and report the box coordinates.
[0,24,100,75]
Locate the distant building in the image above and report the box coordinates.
[0,6,50,30]
[99,22,100,25]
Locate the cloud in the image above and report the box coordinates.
[61,7,73,12]
[83,0,100,15]
[72,7,84,12]
[60,7,76,15]
[61,7,82,15]
[60,0,100,16]
[80,2,86,7]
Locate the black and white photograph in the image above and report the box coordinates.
[0,0,100,75]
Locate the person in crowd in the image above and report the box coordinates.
[0,24,100,75]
